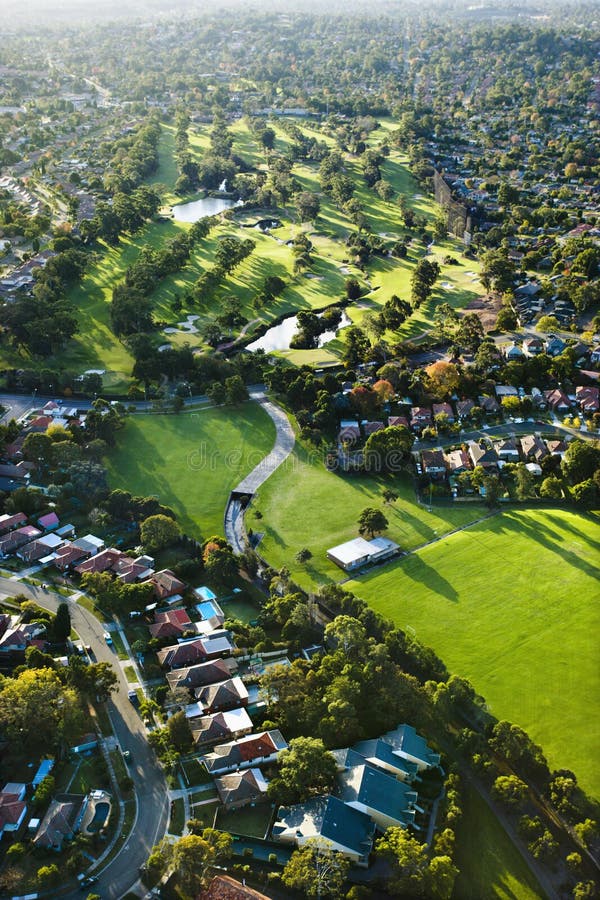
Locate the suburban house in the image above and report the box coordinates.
[75,547,123,576]
[191,708,253,749]
[444,449,471,474]
[421,449,446,478]
[576,385,599,412]
[0,783,27,838]
[148,608,193,640]
[546,336,566,356]
[338,425,361,445]
[544,388,571,413]
[150,569,186,601]
[193,677,249,714]
[214,767,269,810]
[0,526,42,558]
[200,874,271,900]
[478,395,500,415]
[201,730,288,776]
[160,637,236,672]
[327,536,400,572]
[494,385,519,399]
[349,739,418,782]
[17,532,64,563]
[524,336,544,355]
[492,437,520,461]
[166,656,237,690]
[0,621,45,656]
[333,749,419,831]
[505,342,525,361]
[467,441,498,469]
[33,794,85,851]
[456,399,475,420]
[273,795,375,867]
[53,542,92,572]
[546,439,569,458]
[382,724,441,772]
[388,415,409,428]
[0,512,27,535]
[520,434,549,462]
[364,421,385,436]
[37,511,59,531]
[432,402,455,422]
[410,407,432,430]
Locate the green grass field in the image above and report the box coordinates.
[251,442,486,586]
[106,404,275,540]
[453,784,543,900]
[344,508,600,799]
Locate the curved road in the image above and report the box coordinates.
[0,577,168,900]
[224,389,295,554]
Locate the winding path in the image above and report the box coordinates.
[224,389,295,554]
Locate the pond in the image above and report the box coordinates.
[246,309,351,353]
[171,196,241,223]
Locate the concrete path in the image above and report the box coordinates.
[225,390,295,554]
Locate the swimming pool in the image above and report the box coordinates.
[86,801,110,833]
[196,600,220,620]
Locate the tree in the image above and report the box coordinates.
[492,774,528,807]
[480,249,516,293]
[204,547,238,583]
[53,602,71,644]
[382,487,399,504]
[562,440,600,484]
[297,192,321,222]
[295,548,313,564]
[0,668,83,755]
[425,361,460,399]
[170,830,232,892]
[140,514,181,552]
[224,374,248,405]
[345,278,362,300]
[325,616,368,655]
[540,476,562,499]
[37,865,60,888]
[268,737,337,805]
[376,827,429,896]
[363,425,414,473]
[357,507,388,539]
[33,775,55,809]
[428,855,459,900]
[282,840,350,899]
[167,710,194,751]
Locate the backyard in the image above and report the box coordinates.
[106,404,276,540]
[345,508,600,799]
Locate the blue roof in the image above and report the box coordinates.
[32,758,55,787]
[320,796,375,855]
[352,738,418,778]
[337,764,417,825]
[388,724,441,767]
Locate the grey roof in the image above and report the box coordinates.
[336,763,418,826]
[274,795,375,857]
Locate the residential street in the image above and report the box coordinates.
[0,577,169,899]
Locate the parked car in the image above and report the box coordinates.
[103,631,113,645]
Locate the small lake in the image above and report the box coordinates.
[171,196,240,223]
[246,310,351,353]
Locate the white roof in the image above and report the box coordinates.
[327,537,375,566]
[39,533,63,549]
[369,537,399,554]
[78,533,104,549]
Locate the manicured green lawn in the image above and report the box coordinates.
[169,797,186,836]
[215,803,274,839]
[453,784,543,900]
[345,508,600,799]
[106,405,276,540]
[251,442,486,587]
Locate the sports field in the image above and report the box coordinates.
[251,443,486,585]
[106,404,275,540]
[345,508,600,798]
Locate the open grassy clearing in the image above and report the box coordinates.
[250,441,486,587]
[106,404,275,540]
[344,508,600,799]
[453,784,543,900]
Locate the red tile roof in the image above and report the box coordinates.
[200,875,270,900]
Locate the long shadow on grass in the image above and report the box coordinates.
[403,554,459,602]
[504,513,600,582]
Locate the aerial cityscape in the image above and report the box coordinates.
[0,1,598,898]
